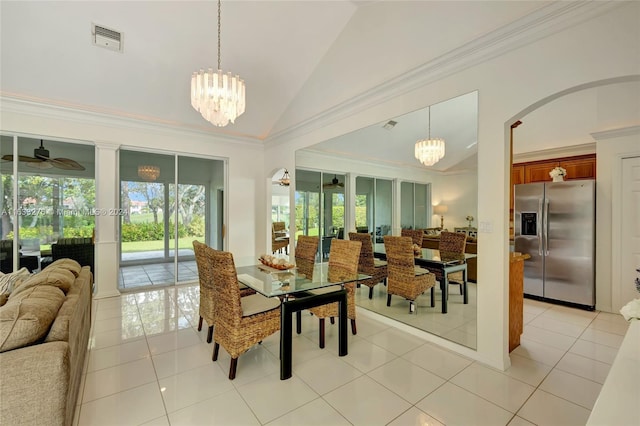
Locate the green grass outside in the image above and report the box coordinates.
[121,237,199,253]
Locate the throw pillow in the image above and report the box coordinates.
[0,267,32,296]
[0,285,65,352]
[43,258,82,277]
[10,268,75,298]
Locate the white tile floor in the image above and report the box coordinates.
[75,286,629,426]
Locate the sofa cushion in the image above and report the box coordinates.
[44,258,82,277]
[44,294,78,342]
[0,267,31,297]
[11,268,76,298]
[0,285,65,352]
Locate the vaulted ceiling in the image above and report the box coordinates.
[2,1,634,171]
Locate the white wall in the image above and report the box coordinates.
[266,2,640,369]
[432,171,478,230]
[594,126,640,313]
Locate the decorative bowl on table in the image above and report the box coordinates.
[258,254,295,270]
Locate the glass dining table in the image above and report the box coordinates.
[373,243,477,314]
[235,263,368,380]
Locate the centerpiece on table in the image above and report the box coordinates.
[549,166,567,182]
[258,254,295,270]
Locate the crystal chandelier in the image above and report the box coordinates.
[191,0,246,127]
[138,165,160,182]
[415,106,445,166]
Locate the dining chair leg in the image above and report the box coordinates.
[387,294,392,306]
[212,342,220,361]
[319,318,325,349]
[330,317,335,325]
[296,311,302,334]
[207,325,214,343]
[430,287,435,307]
[459,283,463,295]
[198,316,203,331]
[368,287,374,299]
[351,319,357,335]
[229,358,238,380]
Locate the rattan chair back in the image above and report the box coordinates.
[295,235,318,279]
[309,239,361,320]
[209,249,281,379]
[383,235,435,305]
[439,231,467,253]
[193,240,216,334]
[349,232,387,299]
[401,229,424,246]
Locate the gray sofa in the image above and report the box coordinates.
[0,260,93,426]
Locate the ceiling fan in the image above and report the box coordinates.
[1,140,85,171]
[322,174,344,189]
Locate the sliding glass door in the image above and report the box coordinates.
[355,176,392,243]
[295,169,345,261]
[119,149,224,290]
[1,135,95,274]
[400,181,431,230]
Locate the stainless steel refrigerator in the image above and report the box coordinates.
[514,179,595,309]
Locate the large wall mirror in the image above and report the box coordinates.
[295,91,479,349]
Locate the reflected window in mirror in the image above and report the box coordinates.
[401,181,431,230]
[295,170,345,261]
[355,176,392,243]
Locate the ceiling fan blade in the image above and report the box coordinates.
[49,158,86,171]
[1,154,45,163]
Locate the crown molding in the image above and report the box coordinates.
[0,94,262,147]
[265,1,621,147]
[513,142,596,163]
[591,125,640,140]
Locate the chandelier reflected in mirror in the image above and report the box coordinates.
[191,0,246,127]
[415,106,445,166]
[138,165,160,182]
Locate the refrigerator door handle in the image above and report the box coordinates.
[544,198,550,255]
[538,198,543,256]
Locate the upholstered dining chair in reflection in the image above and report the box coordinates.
[294,235,319,280]
[401,228,424,247]
[209,249,281,380]
[192,241,255,343]
[438,231,468,295]
[348,232,387,299]
[383,236,436,313]
[308,239,362,348]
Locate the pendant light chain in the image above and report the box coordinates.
[217,0,221,70]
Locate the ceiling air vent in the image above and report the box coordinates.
[92,23,123,52]
[383,120,397,130]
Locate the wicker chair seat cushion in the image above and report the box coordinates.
[373,259,387,267]
[415,266,431,275]
[241,294,280,317]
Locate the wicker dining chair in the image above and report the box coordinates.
[209,249,281,380]
[192,240,255,343]
[294,235,319,279]
[308,239,362,348]
[348,232,387,299]
[383,235,436,313]
[401,228,424,247]
[438,231,468,294]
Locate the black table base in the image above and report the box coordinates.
[280,288,347,380]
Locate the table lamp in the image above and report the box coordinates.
[434,205,448,229]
